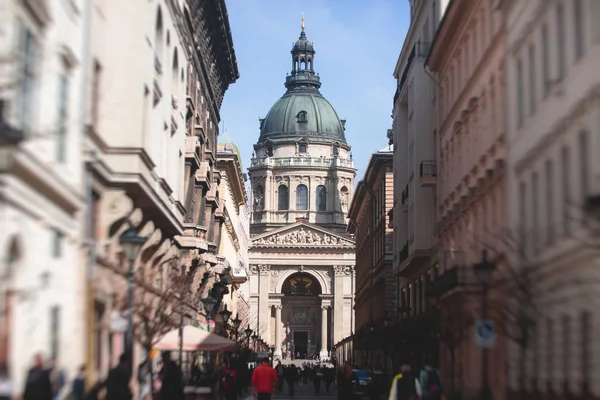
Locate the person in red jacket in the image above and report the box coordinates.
[251,358,279,400]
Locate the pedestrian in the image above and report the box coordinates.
[388,364,421,400]
[158,351,183,400]
[71,365,87,400]
[251,357,278,400]
[23,353,53,400]
[313,365,322,394]
[324,366,334,392]
[219,361,237,400]
[419,356,444,400]
[285,365,297,397]
[0,363,14,400]
[275,361,285,392]
[105,352,133,400]
[48,358,67,400]
[137,357,151,400]
[336,361,355,400]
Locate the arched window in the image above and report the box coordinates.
[172,48,179,94]
[154,7,164,70]
[316,185,326,211]
[278,185,289,210]
[296,184,308,210]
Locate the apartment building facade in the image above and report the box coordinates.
[85,0,238,382]
[392,0,447,325]
[0,0,88,390]
[500,0,600,398]
[425,0,507,397]
[347,145,394,369]
[216,140,250,330]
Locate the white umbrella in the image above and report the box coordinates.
[154,325,237,352]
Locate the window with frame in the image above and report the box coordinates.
[332,146,339,156]
[266,146,273,157]
[50,305,61,360]
[528,45,536,115]
[298,143,307,153]
[52,229,63,258]
[574,0,585,61]
[278,185,289,211]
[56,74,69,162]
[556,3,566,79]
[542,24,550,97]
[17,26,37,132]
[561,146,570,236]
[316,185,327,211]
[545,160,555,245]
[516,57,524,127]
[296,184,308,210]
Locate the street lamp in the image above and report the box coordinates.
[201,289,218,317]
[473,249,496,400]
[119,224,147,353]
[219,304,232,324]
[232,314,242,331]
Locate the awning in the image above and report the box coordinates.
[154,325,237,352]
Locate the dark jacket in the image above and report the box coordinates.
[105,365,132,400]
[158,362,184,400]
[23,367,53,400]
[395,372,418,400]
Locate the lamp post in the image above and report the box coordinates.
[473,249,496,400]
[219,304,232,326]
[252,333,258,352]
[119,224,147,353]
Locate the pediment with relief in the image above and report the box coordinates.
[251,222,354,248]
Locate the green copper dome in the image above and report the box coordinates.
[258,25,347,145]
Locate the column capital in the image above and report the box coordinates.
[274,304,282,310]
[258,264,271,275]
[321,305,330,310]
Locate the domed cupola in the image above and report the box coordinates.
[258,15,348,145]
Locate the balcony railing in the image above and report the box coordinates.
[396,41,431,103]
[250,156,354,169]
[419,160,437,187]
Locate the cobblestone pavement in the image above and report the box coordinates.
[270,381,338,399]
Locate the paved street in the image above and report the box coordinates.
[271,381,338,399]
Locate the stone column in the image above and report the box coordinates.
[320,305,329,359]
[274,305,282,358]
[258,265,271,340]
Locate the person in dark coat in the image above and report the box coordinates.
[105,353,133,400]
[158,351,183,400]
[23,353,53,400]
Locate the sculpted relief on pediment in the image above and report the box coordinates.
[253,227,353,247]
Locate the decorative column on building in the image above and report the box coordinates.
[274,304,282,358]
[320,305,329,359]
[258,264,271,339]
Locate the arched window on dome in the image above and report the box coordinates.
[296,110,307,123]
[278,185,289,211]
[296,184,308,211]
[316,185,326,211]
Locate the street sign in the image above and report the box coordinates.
[474,319,496,348]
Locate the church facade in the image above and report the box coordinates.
[247,20,356,360]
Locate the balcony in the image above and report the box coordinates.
[396,41,431,102]
[419,160,437,187]
[249,156,354,169]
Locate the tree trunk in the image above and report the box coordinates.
[145,347,155,398]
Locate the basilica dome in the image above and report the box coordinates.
[258,25,347,145]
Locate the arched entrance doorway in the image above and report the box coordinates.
[280,272,324,359]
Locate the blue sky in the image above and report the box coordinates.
[220,0,409,181]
